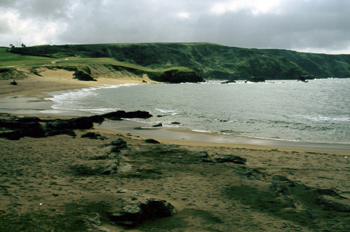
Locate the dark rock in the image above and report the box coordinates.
[148,69,204,83]
[108,138,127,152]
[247,77,265,83]
[152,123,162,127]
[81,132,102,139]
[44,116,105,137]
[144,139,160,144]
[0,130,23,140]
[221,80,236,84]
[110,190,176,227]
[46,117,94,131]
[15,117,41,123]
[213,154,247,164]
[0,117,40,129]
[0,117,46,139]
[46,129,76,137]
[88,115,105,124]
[171,122,181,125]
[101,110,152,120]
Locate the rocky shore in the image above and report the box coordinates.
[1,113,350,231]
[1,72,350,231]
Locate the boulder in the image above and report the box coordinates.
[247,77,265,83]
[221,80,236,84]
[46,117,94,131]
[108,138,128,152]
[152,123,163,127]
[110,190,176,227]
[101,110,152,120]
[144,139,160,144]
[0,117,46,139]
[148,69,204,83]
[81,132,102,139]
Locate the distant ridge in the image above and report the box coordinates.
[6,43,350,81]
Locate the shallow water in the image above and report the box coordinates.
[42,79,350,145]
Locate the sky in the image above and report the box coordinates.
[1,0,350,54]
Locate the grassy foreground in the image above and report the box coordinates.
[1,117,349,231]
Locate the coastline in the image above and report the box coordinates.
[99,119,350,154]
[0,69,156,98]
[1,73,349,153]
[1,74,350,231]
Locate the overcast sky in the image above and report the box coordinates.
[1,0,350,54]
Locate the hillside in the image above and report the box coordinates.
[258,49,350,78]
[3,43,350,82]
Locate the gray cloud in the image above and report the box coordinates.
[1,0,350,53]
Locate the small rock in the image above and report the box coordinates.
[81,132,101,139]
[110,191,176,227]
[152,123,163,127]
[213,154,247,164]
[145,139,160,144]
[108,139,127,152]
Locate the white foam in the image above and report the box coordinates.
[45,84,139,113]
[304,115,350,122]
[155,108,178,115]
[192,129,211,133]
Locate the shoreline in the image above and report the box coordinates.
[1,75,349,153]
[2,73,350,231]
[99,119,350,154]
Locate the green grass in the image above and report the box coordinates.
[0,46,201,83]
[0,46,192,73]
[3,42,350,80]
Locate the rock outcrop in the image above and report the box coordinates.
[101,110,152,120]
[0,110,152,140]
[110,189,176,227]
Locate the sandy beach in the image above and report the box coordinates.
[1,72,350,231]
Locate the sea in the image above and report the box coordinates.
[42,78,350,145]
[0,78,349,147]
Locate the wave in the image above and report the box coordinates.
[303,115,350,122]
[155,108,178,116]
[45,84,139,113]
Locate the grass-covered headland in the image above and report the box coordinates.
[1,42,350,82]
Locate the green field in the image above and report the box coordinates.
[1,42,350,82]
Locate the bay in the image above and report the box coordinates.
[47,79,350,145]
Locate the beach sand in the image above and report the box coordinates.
[1,72,350,231]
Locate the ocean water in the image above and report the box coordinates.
[45,79,350,145]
